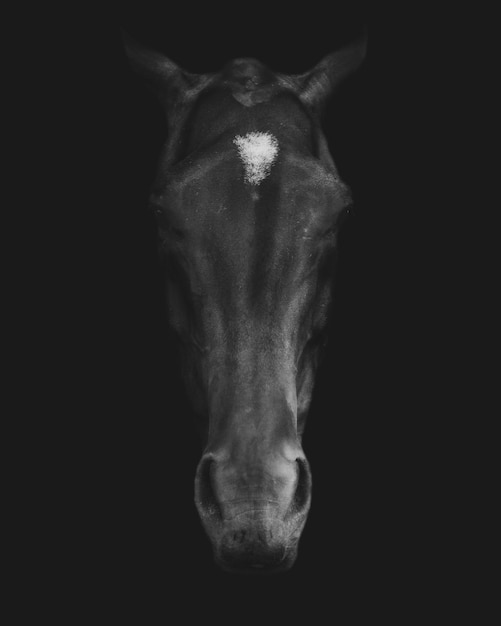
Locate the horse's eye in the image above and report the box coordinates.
[151,204,185,240]
[320,225,338,242]
[165,224,185,240]
[323,203,353,238]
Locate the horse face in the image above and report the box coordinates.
[124,34,366,572]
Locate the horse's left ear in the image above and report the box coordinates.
[298,29,367,109]
[121,30,204,108]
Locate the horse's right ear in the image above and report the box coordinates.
[297,29,367,110]
[121,30,193,107]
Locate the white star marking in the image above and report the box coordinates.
[233,132,279,185]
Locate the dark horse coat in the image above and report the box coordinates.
[124,30,366,572]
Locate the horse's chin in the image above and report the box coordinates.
[214,546,298,574]
[199,506,306,574]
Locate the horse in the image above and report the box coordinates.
[123,31,366,572]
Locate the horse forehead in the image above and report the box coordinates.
[181,133,331,211]
[166,127,336,223]
[233,131,279,185]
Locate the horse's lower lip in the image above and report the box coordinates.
[214,548,298,574]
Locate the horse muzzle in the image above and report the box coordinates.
[194,451,312,572]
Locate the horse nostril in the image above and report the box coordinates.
[293,458,312,513]
[195,456,222,521]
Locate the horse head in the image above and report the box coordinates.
[124,32,366,572]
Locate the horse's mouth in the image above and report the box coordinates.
[214,542,299,574]
[203,503,306,573]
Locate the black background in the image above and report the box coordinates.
[31,1,472,621]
